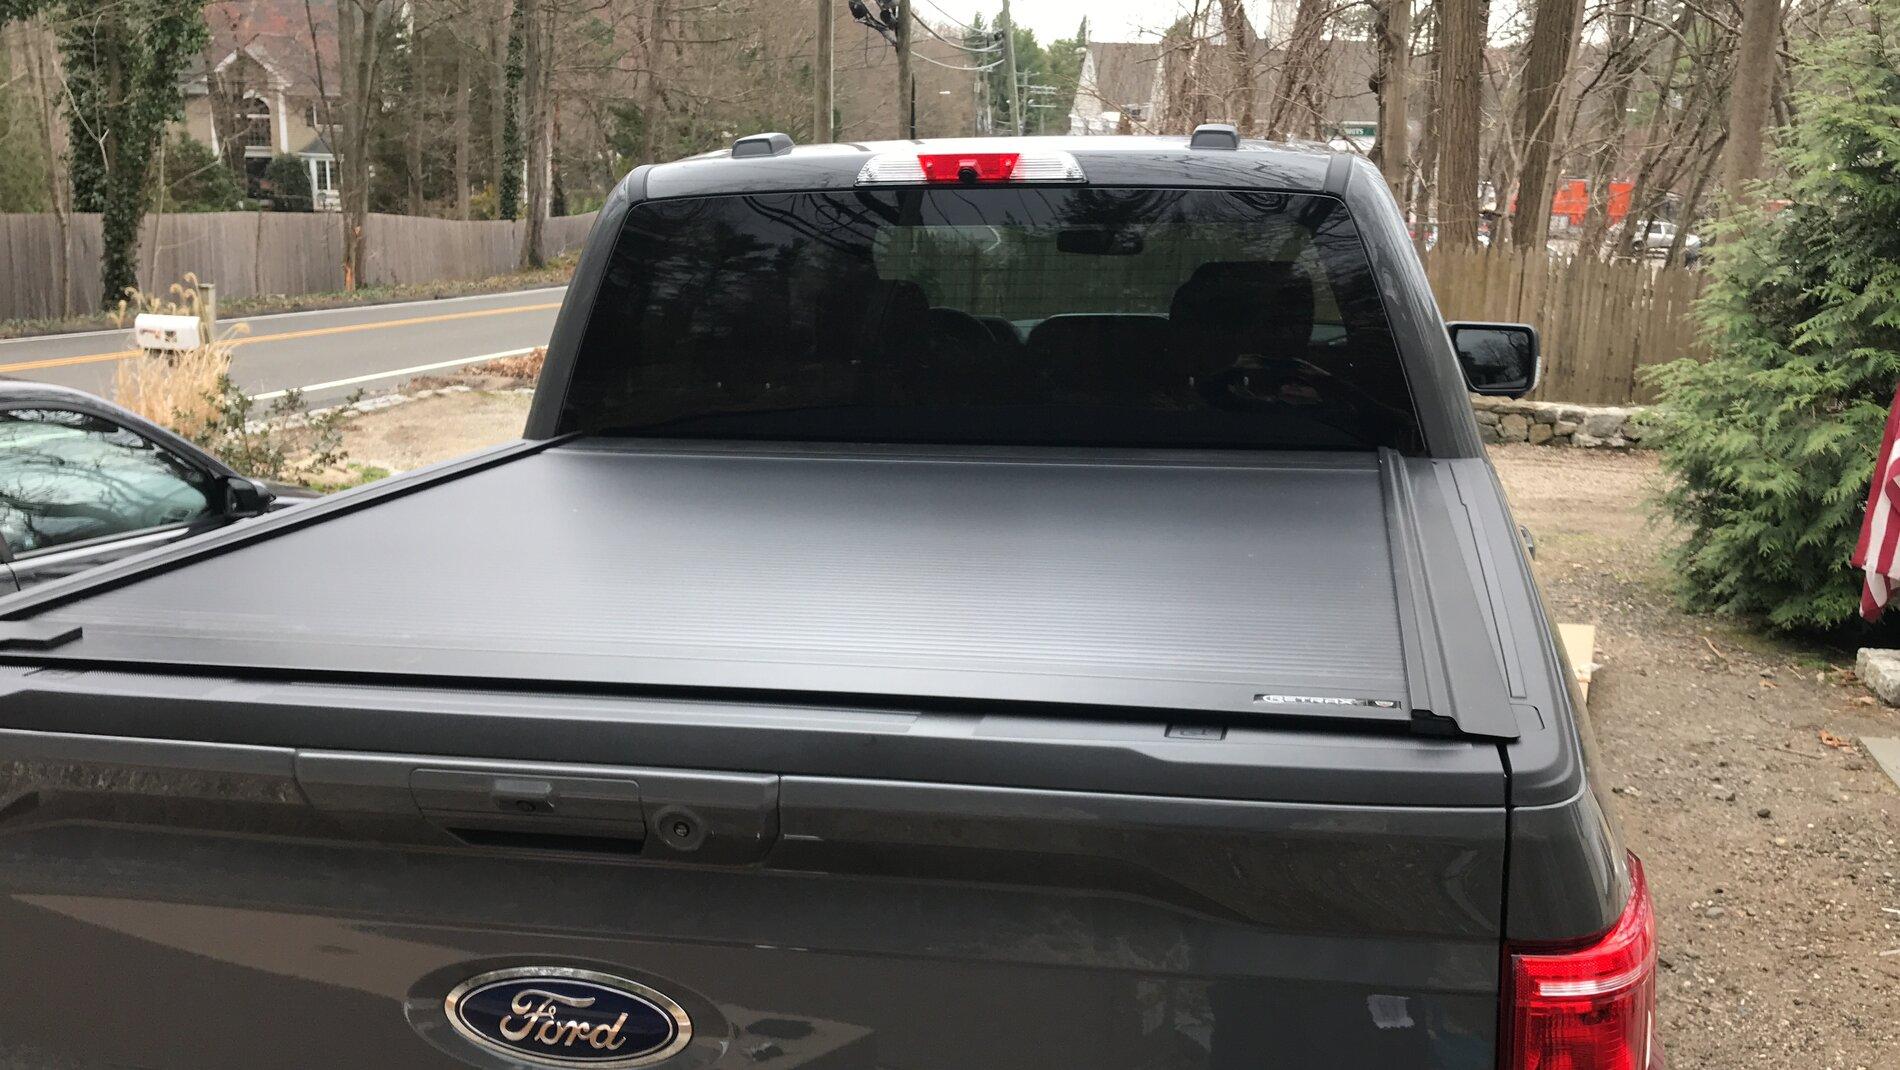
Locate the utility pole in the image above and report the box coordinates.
[1000,0,1023,135]
[815,0,835,142]
[895,0,913,138]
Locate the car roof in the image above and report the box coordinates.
[640,134,1356,200]
[0,377,130,410]
[0,377,243,481]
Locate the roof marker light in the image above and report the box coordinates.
[920,152,1019,183]
[857,150,1085,186]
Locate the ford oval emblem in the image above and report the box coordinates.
[444,967,692,1067]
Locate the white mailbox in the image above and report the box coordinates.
[133,313,203,352]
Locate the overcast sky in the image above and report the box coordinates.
[958,0,1526,45]
[914,1,1204,44]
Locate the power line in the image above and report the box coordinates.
[913,52,1004,72]
[912,17,1000,53]
[916,0,982,36]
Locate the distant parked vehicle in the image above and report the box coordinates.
[0,380,315,592]
[1631,220,1701,258]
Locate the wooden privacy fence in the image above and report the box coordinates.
[0,211,599,321]
[1423,246,1710,405]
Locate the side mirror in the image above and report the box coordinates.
[223,475,274,518]
[1449,321,1540,398]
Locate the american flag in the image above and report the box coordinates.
[1853,386,1900,621]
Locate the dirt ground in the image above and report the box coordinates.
[335,390,1899,1066]
[1493,445,1899,1069]
[333,383,532,474]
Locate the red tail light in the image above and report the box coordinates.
[1505,853,1659,1070]
[917,152,1020,183]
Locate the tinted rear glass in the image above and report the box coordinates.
[566,188,1420,450]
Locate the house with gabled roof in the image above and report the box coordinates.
[179,1,340,209]
[1069,42,1164,135]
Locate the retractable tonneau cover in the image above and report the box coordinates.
[0,439,1516,738]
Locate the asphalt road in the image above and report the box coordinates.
[0,286,565,407]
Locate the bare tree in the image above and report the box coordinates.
[1370,0,1410,200]
[1265,0,1331,140]
[1507,0,1585,250]
[1577,0,1641,255]
[1216,0,1255,133]
[1724,0,1780,203]
[489,0,508,197]
[1436,0,1485,249]
[310,0,392,288]
[517,0,547,267]
[453,29,471,218]
[1410,2,1441,240]
[405,4,425,215]
[7,16,72,313]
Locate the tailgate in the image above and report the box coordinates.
[0,674,1505,1070]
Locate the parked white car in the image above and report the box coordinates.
[1632,220,1701,256]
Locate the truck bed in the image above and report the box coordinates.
[0,439,1513,736]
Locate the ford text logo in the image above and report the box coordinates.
[444,968,692,1067]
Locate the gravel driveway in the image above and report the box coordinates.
[1494,445,1899,1069]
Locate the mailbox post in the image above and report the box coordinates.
[199,281,217,344]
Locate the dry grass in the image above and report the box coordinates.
[465,346,546,380]
[112,345,231,438]
[108,276,242,439]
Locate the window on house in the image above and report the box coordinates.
[311,159,336,193]
[240,95,273,152]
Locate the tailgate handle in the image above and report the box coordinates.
[295,752,780,864]
[410,768,648,850]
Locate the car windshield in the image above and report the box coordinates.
[564,187,1421,451]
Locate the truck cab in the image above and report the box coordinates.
[0,130,1655,1069]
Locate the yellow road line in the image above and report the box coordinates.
[0,301,562,375]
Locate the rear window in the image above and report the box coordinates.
[565,187,1420,451]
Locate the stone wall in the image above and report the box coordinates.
[1472,395,1652,449]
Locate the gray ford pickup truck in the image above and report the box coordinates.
[0,129,1657,1070]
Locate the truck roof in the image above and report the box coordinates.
[637,133,1355,200]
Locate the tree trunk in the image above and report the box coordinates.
[336,0,387,289]
[517,0,547,268]
[454,35,472,219]
[1435,0,1485,249]
[1724,0,1780,203]
[1265,0,1329,140]
[406,7,425,215]
[1411,3,1441,247]
[1370,0,1410,201]
[489,3,506,195]
[13,18,74,315]
[499,0,525,220]
[1507,0,1584,251]
[1216,0,1255,133]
